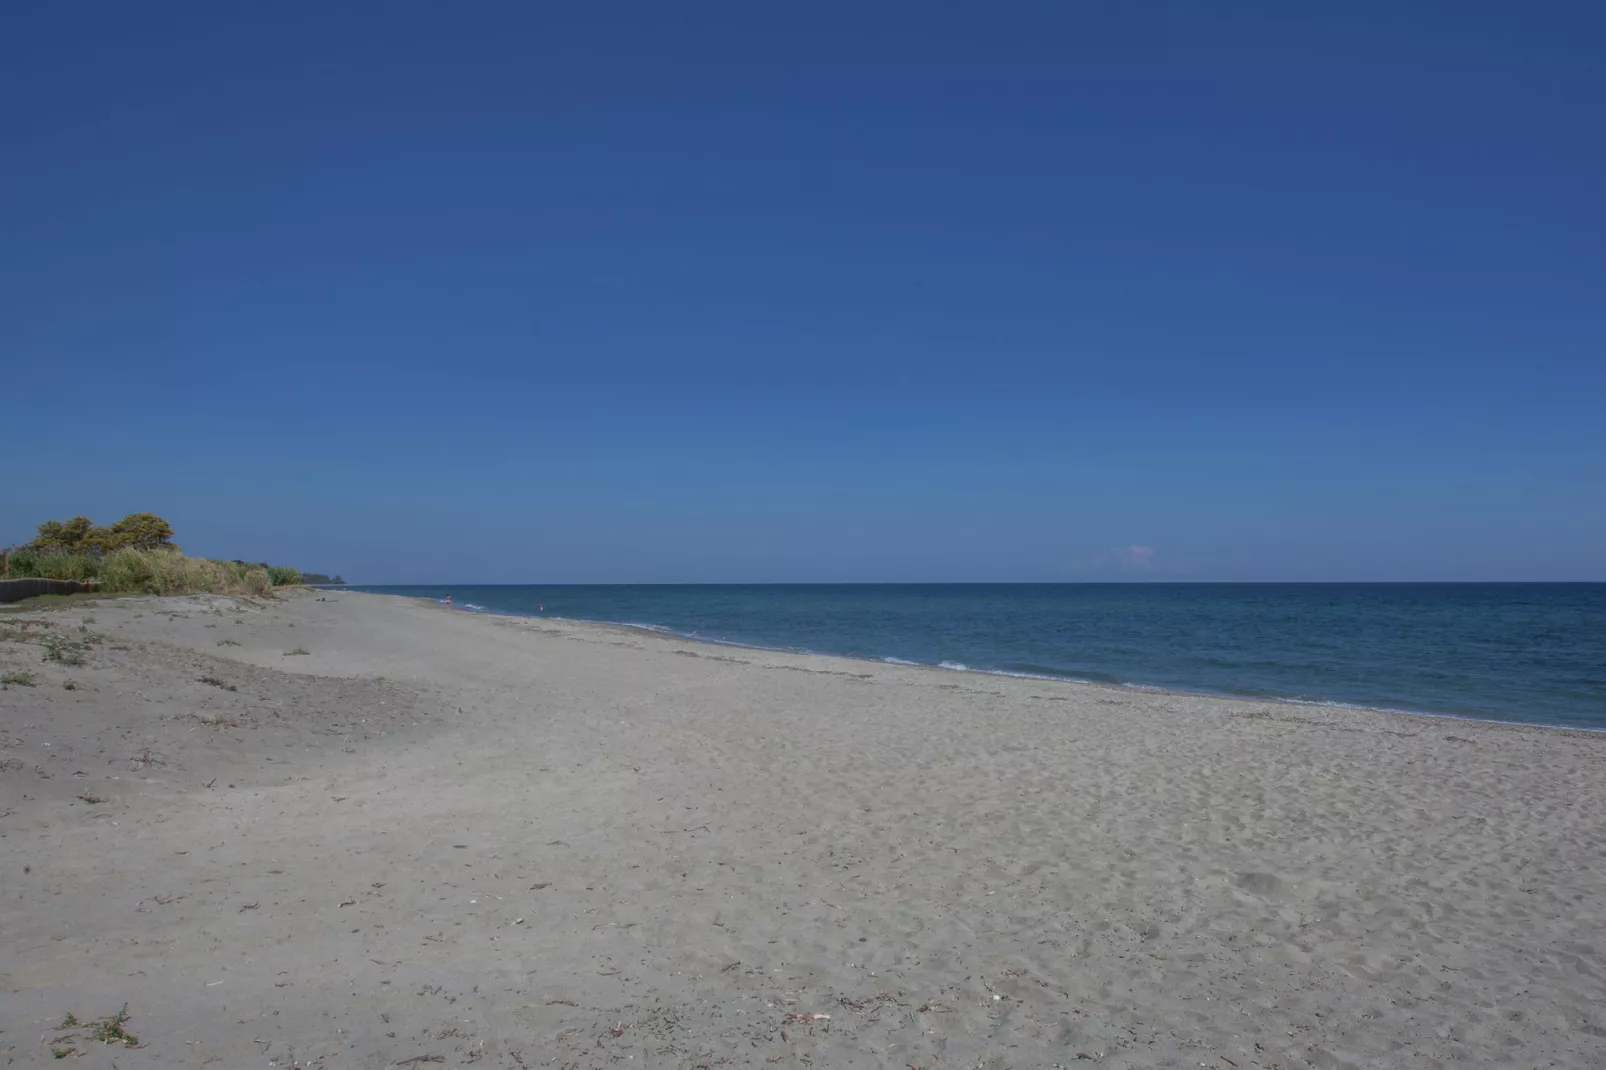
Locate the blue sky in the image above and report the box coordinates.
[4,2,1603,582]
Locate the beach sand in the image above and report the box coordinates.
[2,591,1603,1068]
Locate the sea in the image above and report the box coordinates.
[339,584,1606,731]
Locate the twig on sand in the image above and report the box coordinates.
[660,825,710,834]
[395,1057,445,1066]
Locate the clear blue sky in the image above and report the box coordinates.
[5,3,1603,582]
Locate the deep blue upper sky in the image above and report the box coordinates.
[4,3,1603,582]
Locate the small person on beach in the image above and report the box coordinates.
[445,594,452,607]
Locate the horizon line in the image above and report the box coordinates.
[327,579,1606,587]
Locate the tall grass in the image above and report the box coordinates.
[97,550,275,596]
[266,565,302,587]
[6,547,99,581]
[4,548,293,597]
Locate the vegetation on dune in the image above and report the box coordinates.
[266,564,302,586]
[2,514,317,597]
[29,513,175,555]
[54,1004,139,1055]
[5,545,278,596]
[40,632,90,665]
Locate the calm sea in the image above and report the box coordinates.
[341,584,1606,730]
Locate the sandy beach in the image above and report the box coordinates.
[2,590,1603,1069]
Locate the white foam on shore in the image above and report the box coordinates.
[608,621,676,634]
[990,667,1097,683]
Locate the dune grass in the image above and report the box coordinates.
[265,565,301,586]
[3,548,297,597]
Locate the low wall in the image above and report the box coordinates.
[0,578,100,604]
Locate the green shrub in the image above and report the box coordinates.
[4,546,39,577]
[20,548,276,597]
[28,514,173,556]
[7,549,100,582]
[5,541,298,599]
[96,549,153,592]
[266,565,302,587]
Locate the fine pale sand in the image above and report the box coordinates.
[2,592,1604,1069]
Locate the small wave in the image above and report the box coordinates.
[938,660,969,671]
[1004,663,1125,686]
[989,668,1090,684]
[987,668,1068,681]
[882,657,921,666]
[608,621,677,634]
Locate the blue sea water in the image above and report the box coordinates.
[341,584,1606,730]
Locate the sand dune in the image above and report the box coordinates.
[2,591,1603,1068]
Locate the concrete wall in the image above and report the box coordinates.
[0,578,99,604]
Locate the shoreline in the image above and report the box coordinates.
[4,588,1604,1067]
[412,595,1606,738]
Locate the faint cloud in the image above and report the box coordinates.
[1083,544,1160,573]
